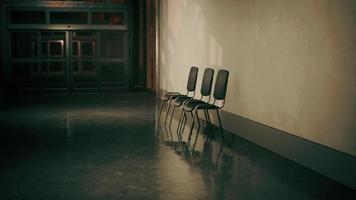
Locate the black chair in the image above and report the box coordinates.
[168,68,213,128]
[176,68,215,138]
[183,69,229,141]
[158,66,199,123]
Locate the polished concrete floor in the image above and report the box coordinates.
[0,93,354,200]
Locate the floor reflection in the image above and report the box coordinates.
[0,94,354,200]
[157,105,355,200]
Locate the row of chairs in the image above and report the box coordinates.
[158,66,229,141]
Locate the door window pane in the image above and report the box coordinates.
[12,63,39,86]
[92,12,125,25]
[73,61,79,71]
[41,32,66,58]
[101,62,125,84]
[11,32,38,58]
[41,42,48,57]
[41,62,48,72]
[49,41,64,57]
[73,32,94,38]
[82,61,94,71]
[49,62,63,72]
[10,11,46,24]
[100,32,125,59]
[73,42,79,57]
[72,61,95,72]
[41,62,66,87]
[112,0,127,3]
[72,61,97,85]
[50,12,88,24]
[0,62,2,83]
[81,42,94,57]
[0,32,2,83]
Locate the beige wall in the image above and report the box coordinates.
[158,0,356,156]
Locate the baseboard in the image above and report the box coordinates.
[209,110,356,189]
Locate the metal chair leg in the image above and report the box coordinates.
[196,111,201,136]
[192,110,201,150]
[206,110,211,124]
[158,100,165,122]
[176,109,185,134]
[188,111,196,142]
[180,112,187,136]
[164,100,172,124]
[163,123,173,142]
[216,109,224,140]
[203,110,209,134]
[203,110,209,124]
[202,109,213,136]
[169,106,175,129]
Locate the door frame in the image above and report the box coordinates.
[8,28,130,92]
[3,3,133,92]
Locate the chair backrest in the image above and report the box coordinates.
[200,68,214,96]
[213,69,229,100]
[186,66,199,92]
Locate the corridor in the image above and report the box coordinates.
[0,93,353,200]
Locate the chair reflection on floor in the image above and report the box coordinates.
[160,116,224,168]
[158,120,192,160]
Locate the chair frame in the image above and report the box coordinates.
[168,69,215,128]
[178,69,229,142]
[176,68,215,140]
[158,66,198,123]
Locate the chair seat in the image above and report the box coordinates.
[161,93,184,101]
[183,100,218,112]
[165,92,181,96]
[198,103,219,110]
[173,96,192,106]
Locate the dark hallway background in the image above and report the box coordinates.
[0,0,157,93]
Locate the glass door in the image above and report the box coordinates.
[40,31,67,88]
[70,31,129,90]
[99,31,128,87]
[70,31,98,89]
[10,31,40,88]
[10,31,68,89]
